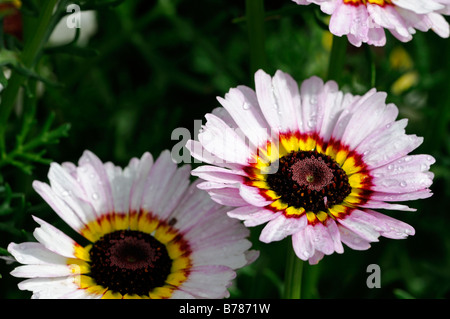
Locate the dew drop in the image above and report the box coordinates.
[61,191,70,197]
[400,181,407,187]
[92,193,99,200]
[242,102,251,110]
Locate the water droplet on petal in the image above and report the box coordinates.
[92,193,99,200]
[400,181,407,187]
[242,102,251,110]
[61,191,70,197]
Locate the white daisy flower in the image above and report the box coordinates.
[187,69,434,265]
[8,150,258,299]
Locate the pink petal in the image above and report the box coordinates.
[365,210,415,239]
[227,205,281,227]
[337,224,372,250]
[337,210,381,242]
[259,214,307,243]
[239,184,273,207]
[292,226,314,261]
[217,85,271,148]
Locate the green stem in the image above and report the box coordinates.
[283,243,304,299]
[0,0,59,156]
[245,0,268,77]
[326,34,348,83]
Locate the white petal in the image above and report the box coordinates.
[190,244,250,269]
[324,218,344,254]
[365,210,415,239]
[393,0,444,14]
[227,205,280,227]
[239,184,273,207]
[10,264,72,278]
[17,277,82,299]
[317,82,355,142]
[76,150,114,215]
[356,119,423,169]
[371,171,433,193]
[341,94,399,149]
[191,165,245,185]
[104,162,131,214]
[206,187,249,206]
[337,210,380,242]
[338,224,372,250]
[128,152,154,212]
[141,151,190,220]
[260,214,307,243]
[255,70,302,134]
[32,181,85,232]
[370,154,435,178]
[8,242,67,265]
[32,216,77,258]
[199,114,254,165]
[299,76,325,133]
[170,290,195,299]
[168,181,219,232]
[292,226,314,261]
[308,250,325,265]
[308,222,335,255]
[218,85,271,148]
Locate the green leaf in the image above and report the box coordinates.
[0,246,10,256]
[0,183,25,216]
[393,289,416,299]
[0,49,19,67]
[0,68,8,87]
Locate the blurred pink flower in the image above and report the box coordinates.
[293,0,450,46]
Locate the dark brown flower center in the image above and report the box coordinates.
[89,230,172,296]
[266,151,352,213]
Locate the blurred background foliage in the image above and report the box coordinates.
[0,0,449,298]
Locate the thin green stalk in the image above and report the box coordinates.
[245,0,268,77]
[327,34,348,83]
[283,243,304,299]
[0,0,59,156]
